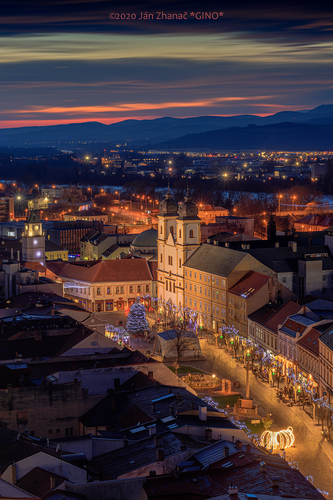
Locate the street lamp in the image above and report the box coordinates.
[277,194,283,213]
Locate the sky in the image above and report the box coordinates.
[1,0,333,129]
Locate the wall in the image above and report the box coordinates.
[3,451,87,484]
[64,477,147,500]
[0,382,103,438]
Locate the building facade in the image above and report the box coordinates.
[157,189,201,308]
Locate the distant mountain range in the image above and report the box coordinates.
[1,104,333,149]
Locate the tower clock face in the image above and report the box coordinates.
[34,225,39,230]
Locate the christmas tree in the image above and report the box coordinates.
[126,297,150,334]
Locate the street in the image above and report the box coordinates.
[193,341,333,496]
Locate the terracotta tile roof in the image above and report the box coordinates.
[16,467,65,499]
[46,259,152,283]
[297,327,321,356]
[263,300,302,334]
[228,271,270,298]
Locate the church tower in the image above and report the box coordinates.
[22,211,45,265]
[157,187,200,309]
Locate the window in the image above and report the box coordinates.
[212,290,215,299]
[107,287,111,294]
[65,427,74,437]
[146,285,150,292]
[190,283,192,291]
[204,275,207,282]
[200,301,202,309]
[120,286,124,294]
[194,272,197,279]
[194,299,197,308]
[173,282,175,293]
[189,229,194,238]
[216,291,219,299]
[216,278,219,286]
[138,285,141,293]
[194,285,197,293]
[129,285,133,293]
[208,289,210,297]
[200,286,202,294]
[190,271,192,278]
[166,281,168,291]
[185,269,187,277]
[185,282,187,290]
[116,286,120,294]
[204,288,207,296]
[199,274,202,280]
[106,301,113,311]
[160,254,162,263]
[160,225,162,233]
[282,277,286,283]
[212,277,215,284]
[97,287,101,295]
[170,226,174,234]
[208,276,210,283]
[323,275,327,281]
[179,229,181,238]
[168,256,173,265]
[213,306,215,314]
[179,258,181,268]
[216,307,219,316]
[190,297,192,306]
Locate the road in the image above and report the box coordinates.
[193,342,333,496]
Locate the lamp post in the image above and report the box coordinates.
[278,194,283,213]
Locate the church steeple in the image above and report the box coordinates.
[22,210,45,264]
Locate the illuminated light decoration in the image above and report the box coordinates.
[36,251,41,257]
[33,239,38,245]
[260,427,295,452]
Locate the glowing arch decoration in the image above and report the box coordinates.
[260,427,295,452]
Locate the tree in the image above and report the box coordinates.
[126,297,150,334]
[167,307,199,365]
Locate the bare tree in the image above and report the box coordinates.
[167,307,199,365]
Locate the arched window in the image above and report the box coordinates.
[160,225,162,234]
[189,229,194,238]
[179,229,181,238]
[170,226,174,234]
[166,280,168,291]
[173,282,175,293]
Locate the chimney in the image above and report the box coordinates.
[154,434,162,448]
[205,428,213,440]
[260,461,267,473]
[50,476,55,490]
[270,476,281,488]
[11,463,17,485]
[228,484,238,496]
[288,241,297,252]
[199,405,207,421]
[114,378,120,391]
[156,448,164,462]
[235,440,242,450]
[149,425,157,436]
[223,445,229,457]
[34,329,42,341]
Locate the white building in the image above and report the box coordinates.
[157,189,201,308]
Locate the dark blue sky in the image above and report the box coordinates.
[1,0,332,128]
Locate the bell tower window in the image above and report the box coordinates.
[189,229,194,238]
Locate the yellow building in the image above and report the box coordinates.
[45,240,68,261]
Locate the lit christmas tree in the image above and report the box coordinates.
[126,297,150,334]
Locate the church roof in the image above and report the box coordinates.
[131,228,157,248]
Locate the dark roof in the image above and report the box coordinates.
[143,456,325,500]
[157,329,198,341]
[43,490,88,500]
[119,371,156,391]
[148,260,158,281]
[248,245,333,273]
[184,244,247,276]
[0,439,41,472]
[92,431,183,479]
[319,324,333,349]
[16,467,65,499]
[80,385,213,429]
[248,305,276,324]
[45,240,66,253]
